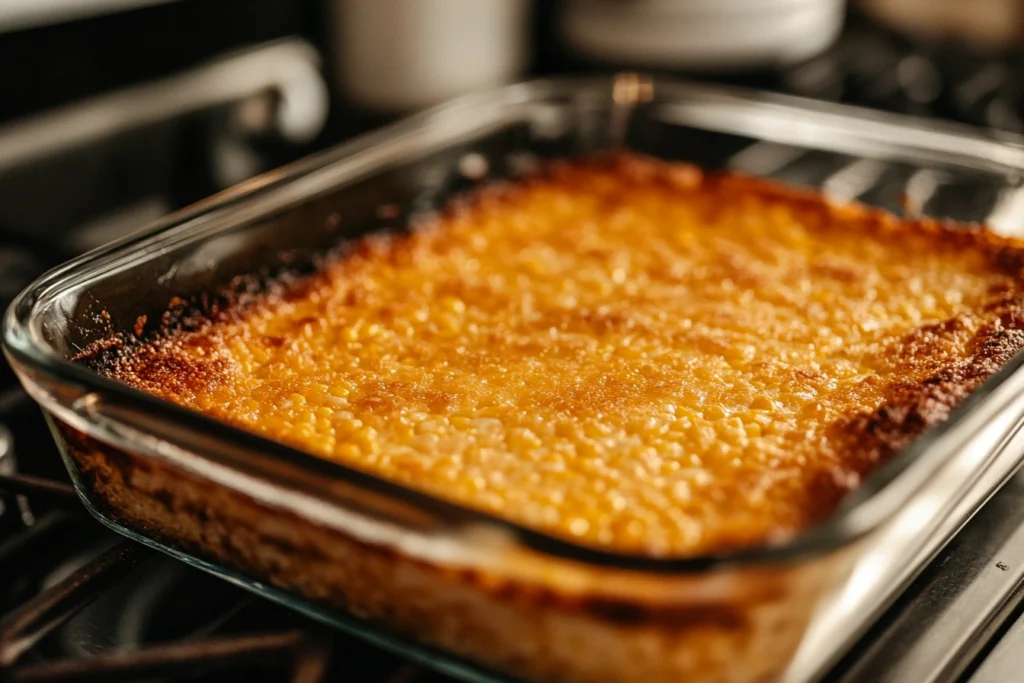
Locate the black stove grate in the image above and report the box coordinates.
[0,469,429,683]
[779,10,1024,134]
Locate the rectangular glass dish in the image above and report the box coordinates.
[7,75,1024,683]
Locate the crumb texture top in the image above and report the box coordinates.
[97,154,1024,557]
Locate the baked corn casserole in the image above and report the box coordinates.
[86,153,1024,558]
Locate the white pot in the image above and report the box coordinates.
[560,0,847,70]
[332,0,531,113]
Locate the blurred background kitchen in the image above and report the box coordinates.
[4,1,1024,682]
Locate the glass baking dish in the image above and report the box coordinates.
[7,75,1024,683]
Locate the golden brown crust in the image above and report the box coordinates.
[81,152,1024,558]
[835,304,1024,472]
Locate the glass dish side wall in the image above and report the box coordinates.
[6,77,1024,683]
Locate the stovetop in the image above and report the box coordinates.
[4,7,1024,683]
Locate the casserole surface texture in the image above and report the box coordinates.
[84,153,1024,558]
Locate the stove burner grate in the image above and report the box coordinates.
[0,473,417,683]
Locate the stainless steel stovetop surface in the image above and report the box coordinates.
[837,471,1024,683]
